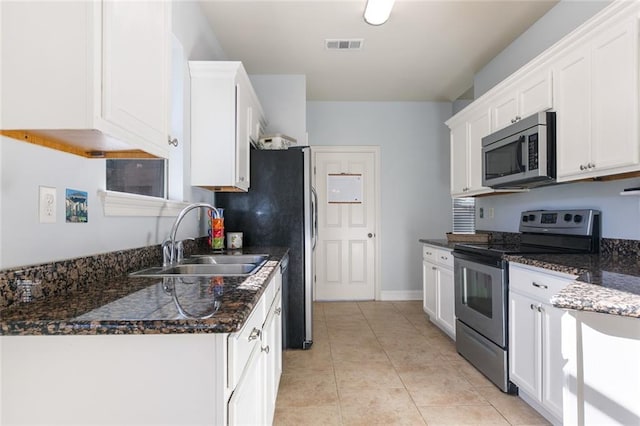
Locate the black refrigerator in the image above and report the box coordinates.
[216,147,316,349]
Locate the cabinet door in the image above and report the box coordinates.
[541,302,564,420]
[102,1,170,157]
[467,109,491,193]
[509,291,540,398]
[590,18,639,174]
[235,82,251,190]
[0,1,94,129]
[263,289,282,424]
[492,93,518,132]
[227,344,265,425]
[436,267,456,339]
[422,260,437,318]
[553,44,592,180]
[450,123,469,196]
[518,71,553,119]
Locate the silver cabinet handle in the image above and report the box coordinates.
[580,164,586,171]
[248,327,261,341]
[440,256,448,261]
[275,307,282,315]
[432,266,437,270]
[261,345,270,354]
[537,305,543,313]
[530,303,536,310]
[168,136,179,147]
[588,162,596,169]
[425,251,432,256]
[532,282,548,289]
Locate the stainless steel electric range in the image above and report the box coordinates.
[452,209,601,393]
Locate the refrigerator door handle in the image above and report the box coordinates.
[311,186,319,250]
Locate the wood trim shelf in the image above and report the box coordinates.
[0,130,157,159]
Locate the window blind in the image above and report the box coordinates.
[452,198,476,234]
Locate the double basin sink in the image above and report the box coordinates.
[130,254,269,278]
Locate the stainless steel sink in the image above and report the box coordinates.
[183,254,269,265]
[161,263,257,275]
[129,254,269,278]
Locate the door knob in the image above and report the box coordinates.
[368,233,375,238]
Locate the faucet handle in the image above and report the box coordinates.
[175,238,195,263]
[161,239,174,266]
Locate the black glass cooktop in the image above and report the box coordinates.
[453,242,583,257]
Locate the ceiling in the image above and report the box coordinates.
[198,0,558,102]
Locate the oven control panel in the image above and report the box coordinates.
[519,209,600,236]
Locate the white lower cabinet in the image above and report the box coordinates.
[228,342,266,425]
[229,268,282,425]
[562,310,640,425]
[0,269,283,426]
[422,244,455,339]
[262,277,283,423]
[509,263,576,425]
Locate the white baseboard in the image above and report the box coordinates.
[379,290,422,301]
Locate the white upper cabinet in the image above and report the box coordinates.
[491,70,553,132]
[448,106,493,198]
[189,61,265,192]
[553,10,639,181]
[447,1,640,193]
[0,1,171,158]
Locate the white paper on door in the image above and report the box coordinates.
[327,174,363,204]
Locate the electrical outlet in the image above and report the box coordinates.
[39,186,57,223]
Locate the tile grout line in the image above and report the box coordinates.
[360,301,430,425]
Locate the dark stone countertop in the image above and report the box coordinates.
[505,253,640,318]
[419,239,457,251]
[0,247,288,336]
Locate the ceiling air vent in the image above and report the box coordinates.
[325,39,364,51]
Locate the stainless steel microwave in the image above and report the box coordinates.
[481,111,556,189]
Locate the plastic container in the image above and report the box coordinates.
[256,134,297,150]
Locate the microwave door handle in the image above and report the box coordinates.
[517,135,526,172]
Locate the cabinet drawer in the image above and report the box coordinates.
[436,249,454,269]
[509,264,576,303]
[228,295,266,389]
[423,245,438,263]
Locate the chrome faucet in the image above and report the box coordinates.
[163,202,220,266]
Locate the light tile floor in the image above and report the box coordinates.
[274,301,550,425]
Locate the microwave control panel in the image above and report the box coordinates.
[528,133,539,170]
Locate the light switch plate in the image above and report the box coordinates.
[39,186,57,223]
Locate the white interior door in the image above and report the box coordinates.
[312,147,378,301]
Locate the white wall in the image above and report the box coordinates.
[477,178,640,239]
[474,0,611,97]
[0,2,224,269]
[307,102,452,297]
[250,75,307,146]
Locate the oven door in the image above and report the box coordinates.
[454,255,507,348]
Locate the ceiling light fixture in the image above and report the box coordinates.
[363,0,395,26]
